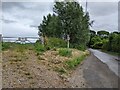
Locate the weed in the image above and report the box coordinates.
[35,42,45,52]
[65,55,85,70]
[58,48,72,57]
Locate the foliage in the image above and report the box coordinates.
[92,42,103,49]
[45,37,67,49]
[38,14,62,38]
[71,43,86,51]
[2,42,11,50]
[58,48,72,57]
[89,30,120,53]
[90,30,96,36]
[97,30,109,38]
[89,36,102,48]
[34,41,45,52]
[107,33,120,53]
[38,0,91,50]
[53,1,90,47]
[65,55,85,69]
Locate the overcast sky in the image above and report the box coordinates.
[0,0,119,37]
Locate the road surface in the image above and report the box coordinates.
[81,49,119,88]
[89,49,119,77]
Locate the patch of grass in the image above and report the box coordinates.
[35,42,46,52]
[65,55,86,70]
[2,42,11,50]
[58,48,72,57]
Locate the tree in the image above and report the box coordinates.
[38,14,62,38]
[90,30,96,36]
[97,30,109,38]
[53,0,91,49]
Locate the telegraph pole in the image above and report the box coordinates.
[85,0,88,14]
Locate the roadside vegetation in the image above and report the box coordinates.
[2,0,92,87]
[89,30,120,55]
[58,48,72,57]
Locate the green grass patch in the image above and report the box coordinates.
[34,42,45,52]
[2,42,11,50]
[65,55,85,70]
[58,48,72,57]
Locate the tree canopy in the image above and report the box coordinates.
[38,0,91,50]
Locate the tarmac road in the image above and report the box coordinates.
[89,49,119,77]
[82,49,119,88]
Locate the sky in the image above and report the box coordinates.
[0,0,119,37]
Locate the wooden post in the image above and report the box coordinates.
[41,36,44,45]
[67,34,70,49]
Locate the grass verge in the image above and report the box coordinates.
[65,55,86,70]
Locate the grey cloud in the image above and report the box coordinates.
[88,2,118,17]
[30,25,38,28]
[2,2,53,13]
[1,1,118,37]
[2,19,17,23]
[2,2,26,11]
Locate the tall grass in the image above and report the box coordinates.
[58,48,72,57]
[65,55,86,69]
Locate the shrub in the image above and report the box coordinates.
[2,42,11,50]
[92,42,103,49]
[46,37,67,49]
[58,48,72,57]
[35,42,45,52]
[70,43,86,51]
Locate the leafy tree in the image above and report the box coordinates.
[90,36,102,47]
[38,14,62,38]
[90,30,96,36]
[88,30,96,47]
[53,0,91,49]
[97,30,109,38]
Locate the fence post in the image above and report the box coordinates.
[67,34,70,49]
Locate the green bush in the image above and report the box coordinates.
[2,42,11,50]
[92,42,103,49]
[65,55,85,69]
[58,48,72,57]
[35,42,45,52]
[75,44,86,51]
[46,37,67,49]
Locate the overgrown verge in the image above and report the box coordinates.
[54,48,89,75]
[65,55,86,70]
[58,48,72,57]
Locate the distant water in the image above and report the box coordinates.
[2,38,38,43]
